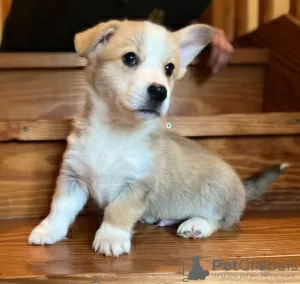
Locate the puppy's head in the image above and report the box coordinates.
[75,20,214,120]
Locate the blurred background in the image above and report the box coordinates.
[0,0,299,46]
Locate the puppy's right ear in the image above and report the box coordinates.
[74,20,121,58]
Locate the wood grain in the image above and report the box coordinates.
[0,120,71,141]
[0,66,265,120]
[2,271,300,284]
[197,47,269,65]
[264,60,300,112]
[0,142,66,218]
[0,53,86,69]
[236,0,259,37]
[0,212,299,278]
[0,135,299,219]
[0,48,267,121]
[0,113,299,142]
[260,0,291,24]
[228,48,269,64]
[212,0,236,40]
[164,113,300,137]
[245,15,300,112]
[170,65,265,116]
[0,0,11,43]
[249,15,300,73]
[291,0,300,19]
[0,69,86,120]
[0,48,268,69]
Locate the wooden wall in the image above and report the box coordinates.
[0,0,10,43]
[0,0,299,42]
[209,0,298,40]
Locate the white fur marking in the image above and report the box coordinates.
[28,177,88,245]
[280,163,290,171]
[70,110,154,207]
[177,218,217,239]
[28,217,67,245]
[93,222,131,257]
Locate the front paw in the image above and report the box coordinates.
[28,217,67,245]
[93,222,131,257]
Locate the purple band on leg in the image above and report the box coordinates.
[156,219,181,227]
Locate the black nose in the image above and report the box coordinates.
[148,83,167,102]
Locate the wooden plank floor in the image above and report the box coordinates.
[0,211,300,279]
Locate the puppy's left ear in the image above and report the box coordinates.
[174,24,215,78]
[74,20,121,58]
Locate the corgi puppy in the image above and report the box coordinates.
[28,20,288,257]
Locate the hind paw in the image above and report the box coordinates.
[177,218,218,239]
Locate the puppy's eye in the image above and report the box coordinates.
[165,63,175,77]
[122,52,139,67]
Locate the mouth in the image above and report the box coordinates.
[137,109,160,115]
[117,99,161,120]
[135,108,161,119]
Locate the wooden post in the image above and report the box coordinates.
[0,0,3,42]
[260,0,291,23]
[212,0,236,40]
[0,0,11,43]
[290,0,300,19]
[236,0,259,37]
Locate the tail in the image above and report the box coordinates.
[243,163,289,201]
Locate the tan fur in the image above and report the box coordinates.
[28,19,287,257]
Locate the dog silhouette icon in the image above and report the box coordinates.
[188,256,209,281]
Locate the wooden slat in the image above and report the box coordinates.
[0,53,87,69]
[245,15,300,112]
[165,113,300,137]
[2,271,300,283]
[0,0,12,43]
[223,48,269,64]
[0,120,72,141]
[260,0,291,24]
[0,136,299,218]
[0,113,299,142]
[167,65,265,116]
[212,0,236,40]
[0,65,265,120]
[0,69,86,120]
[291,0,300,19]
[264,59,300,112]
[0,48,268,69]
[236,0,259,37]
[0,212,300,278]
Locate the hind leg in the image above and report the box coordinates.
[177,217,219,239]
[156,219,182,227]
[140,216,158,224]
[140,216,181,227]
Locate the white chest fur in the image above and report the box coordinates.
[67,116,154,207]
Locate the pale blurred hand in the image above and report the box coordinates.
[208,28,234,74]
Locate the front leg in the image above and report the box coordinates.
[28,163,88,245]
[93,182,148,257]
